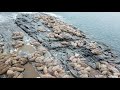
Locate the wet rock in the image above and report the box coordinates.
[7,70,14,78]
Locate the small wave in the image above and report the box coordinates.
[42,12,64,20]
[18,12,38,14]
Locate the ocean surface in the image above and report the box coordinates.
[0,12,120,52]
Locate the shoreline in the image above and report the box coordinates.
[49,12,120,54]
[0,12,120,78]
[42,12,120,55]
[45,13,120,55]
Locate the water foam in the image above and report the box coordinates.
[42,12,64,20]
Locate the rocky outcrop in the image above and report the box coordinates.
[0,12,120,78]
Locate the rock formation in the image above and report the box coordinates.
[0,12,120,78]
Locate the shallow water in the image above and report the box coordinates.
[52,12,120,52]
[24,63,40,78]
[17,44,36,55]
